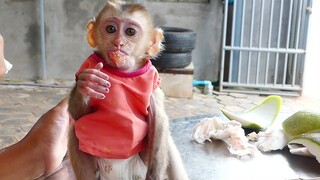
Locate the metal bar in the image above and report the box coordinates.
[287,0,298,86]
[220,0,308,96]
[265,0,274,85]
[292,0,303,86]
[40,0,46,80]
[221,82,301,91]
[237,57,242,83]
[238,0,246,84]
[221,88,301,97]
[296,0,313,88]
[301,0,312,49]
[229,0,238,83]
[228,49,233,84]
[283,0,294,86]
[224,46,306,54]
[246,0,255,84]
[232,0,243,83]
[256,0,265,84]
[273,0,284,86]
[219,0,230,91]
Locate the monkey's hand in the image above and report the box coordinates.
[76,62,111,99]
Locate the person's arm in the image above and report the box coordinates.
[0,34,6,79]
[0,136,44,179]
[0,98,71,179]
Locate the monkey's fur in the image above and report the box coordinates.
[67,1,189,179]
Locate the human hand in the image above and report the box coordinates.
[76,62,111,99]
[23,98,72,176]
[0,34,3,44]
[0,33,6,79]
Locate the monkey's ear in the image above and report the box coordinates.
[147,28,164,59]
[87,19,97,48]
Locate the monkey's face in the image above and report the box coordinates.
[95,11,152,71]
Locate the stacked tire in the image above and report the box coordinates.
[151,27,196,69]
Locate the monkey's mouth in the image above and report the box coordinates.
[107,51,127,67]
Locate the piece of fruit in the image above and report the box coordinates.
[108,51,127,67]
[282,110,320,136]
[220,95,282,130]
[288,133,320,163]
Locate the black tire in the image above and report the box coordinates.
[161,27,196,53]
[151,52,192,69]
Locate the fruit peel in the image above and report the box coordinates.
[221,95,283,130]
[282,110,320,137]
[288,133,320,163]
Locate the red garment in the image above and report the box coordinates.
[75,53,161,159]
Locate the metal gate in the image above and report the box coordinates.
[219,0,312,96]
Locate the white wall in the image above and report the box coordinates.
[302,0,320,99]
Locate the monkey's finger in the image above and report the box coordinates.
[84,86,106,99]
[81,68,110,82]
[78,84,108,99]
[78,71,111,88]
[77,80,109,97]
[94,62,103,70]
[86,81,110,94]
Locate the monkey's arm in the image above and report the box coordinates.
[68,86,97,180]
[146,88,189,180]
[68,62,110,120]
[68,126,97,180]
[167,135,189,180]
[146,88,169,179]
[68,62,109,179]
[68,86,91,120]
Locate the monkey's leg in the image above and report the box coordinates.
[68,126,97,180]
[166,135,189,180]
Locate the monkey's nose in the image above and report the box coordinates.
[113,38,124,48]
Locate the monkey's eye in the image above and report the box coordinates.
[125,28,137,36]
[106,25,116,33]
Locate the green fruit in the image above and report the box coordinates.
[282,110,320,136]
[220,95,282,130]
[288,133,320,163]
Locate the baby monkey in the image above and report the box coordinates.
[67,0,189,179]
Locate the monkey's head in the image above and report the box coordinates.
[86,0,164,71]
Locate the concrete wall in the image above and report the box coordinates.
[0,0,223,82]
